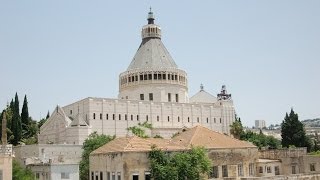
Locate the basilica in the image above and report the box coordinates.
[38,10,235,145]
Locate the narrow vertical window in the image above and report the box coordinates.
[175,94,179,102]
[168,93,171,102]
[178,116,180,122]
[125,114,127,120]
[167,116,170,122]
[113,114,115,120]
[100,113,102,120]
[146,115,148,121]
[157,116,159,121]
[188,117,190,122]
[140,94,144,100]
[149,93,153,101]
[207,118,209,123]
[131,115,133,121]
[119,114,121,120]
[137,115,139,121]
[93,113,96,120]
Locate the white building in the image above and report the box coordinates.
[255,120,266,129]
[39,10,236,145]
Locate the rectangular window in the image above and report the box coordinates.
[238,164,243,176]
[175,94,179,102]
[125,114,127,120]
[259,166,263,173]
[140,94,144,100]
[100,113,102,120]
[209,166,219,178]
[168,93,171,102]
[145,171,151,180]
[117,172,121,180]
[249,163,254,176]
[91,172,94,180]
[154,74,157,80]
[158,74,161,79]
[106,114,109,120]
[163,74,166,80]
[135,75,138,81]
[267,166,271,173]
[61,172,70,179]
[144,74,147,80]
[93,113,96,120]
[112,172,115,180]
[36,173,40,179]
[107,172,110,180]
[157,116,159,121]
[140,75,143,81]
[70,110,72,114]
[119,114,121,120]
[275,166,280,175]
[113,114,115,120]
[310,163,316,171]
[220,118,222,123]
[100,172,103,180]
[168,74,171,80]
[292,165,296,174]
[132,175,139,180]
[131,115,133,121]
[149,93,153,101]
[137,115,139,121]
[148,74,152,80]
[222,165,228,177]
[146,115,148,121]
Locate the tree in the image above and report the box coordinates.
[12,160,35,180]
[21,95,30,132]
[127,121,152,138]
[281,108,311,151]
[241,130,281,149]
[80,132,115,180]
[11,93,22,145]
[46,111,50,119]
[149,146,211,180]
[230,116,244,139]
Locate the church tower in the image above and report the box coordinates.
[119,10,189,103]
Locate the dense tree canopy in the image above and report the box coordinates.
[80,132,115,180]
[149,146,211,180]
[281,109,312,151]
[12,160,34,180]
[230,116,243,139]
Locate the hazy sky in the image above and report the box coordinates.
[1,1,319,127]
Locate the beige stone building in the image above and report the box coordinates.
[38,10,235,145]
[90,126,258,180]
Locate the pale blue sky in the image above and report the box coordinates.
[0,1,319,127]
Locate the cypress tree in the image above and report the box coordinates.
[21,95,30,131]
[281,108,308,149]
[11,93,22,145]
[46,111,50,119]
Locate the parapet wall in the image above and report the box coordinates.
[258,148,307,160]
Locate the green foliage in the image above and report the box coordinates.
[241,130,281,149]
[281,109,312,151]
[12,160,35,180]
[309,150,320,156]
[80,132,115,180]
[127,121,152,138]
[230,116,244,139]
[11,93,22,145]
[149,146,211,180]
[21,95,30,132]
[46,111,50,119]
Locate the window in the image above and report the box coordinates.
[113,114,115,120]
[259,166,263,173]
[146,115,148,121]
[197,117,199,122]
[168,93,171,102]
[188,117,190,122]
[238,164,243,176]
[163,74,166,80]
[140,75,143,80]
[168,116,170,122]
[220,118,222,123]
[145,171,151,180]
[107,172,110,180]
[214,118,216,123]
[36,173,40,179]
[131,115,133,121]
[175,94,179,102]
[206,118,209,123]
[140,94,144,100]
[132,174,139,180]
[91,172,94,180]
[154,74,157,80]
[275,166,280,175]
[249,163,254,176]
[148,74,152,80]
[209,166,219,178]
[61,172,70,179]
[137,115,139,121]
[310,163,316,171]
[125,114,127,120]
[117,172,121,180]
[119,114,121,120]
[144,74,147,80]
[93,113,96,119]
[100,172,103,180]
[178,116,180,122]
[157,116,159,121]
[292,165,296,174]
[149,93,153,101]
[222,165,228,177]
[106,114,109,120]
[70,110,72,114]
[112,172,115,180]
[100,113,102,120]
[267,166,272,173]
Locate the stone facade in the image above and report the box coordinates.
[38,10,235,145]
[0,145,13,180]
